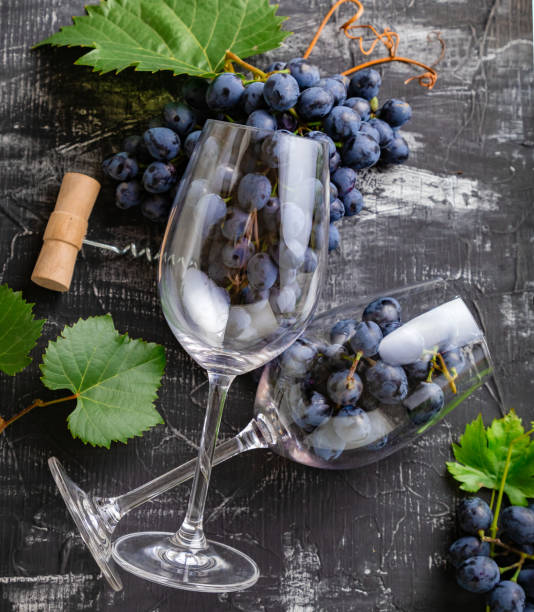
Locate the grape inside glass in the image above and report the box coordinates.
[111,119,330,591]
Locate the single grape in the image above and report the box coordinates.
[368,118,394,147]
[163,102,196,137]
[241,81,267,114]
[141,194,171,222]
[263,73,300,111]
[302,247,318,273]
[182,77,209,111]
[115,180,143,209]
[246,109,277,131]
[359,122,380,143]
[365,361,408,404]
[270,285,297,314]
[184,130,202,157]
[247,253,278,290]
[342,133,381,170]
[261,196,280,233]
[142,161,176,193]
[237,173,271,212]
[277,111,299,131]
[317,77,347,105]
[380,135,410,164]
[343,97,371,121]
[349,321,383,357]
[102,152,138,181]
[406,381,444,425]
[143,127,180,161]
[378,99,412,128]
[221,207,249,241]
[332,406,371,443]
[501,506,534,545]
[292,390,332,432]
[305,130,337,159]
[457,497,493,534]
[348,68,382,100]
[281,338,318,376]
[382,321,402,336]
[266,60,287,72]
[206,73,244,111]
[359,391,380,412]
[287,57,320,89]
[329,151,341,174]
[363,297,401,328]
[261,129,292,168]
[327,370,363,406]
[448,536,490,568]
[518,569,534,598]
[222,238,255,269]
[330,319,357,344]
[330,197,345,222]
[342,187,364,216]
[332,167,358,196]
[122,134,142,154]
[456,556,500,593]
[487,580,526,612]
[328,223,340,252]
[240,285,268,305]
[323,106,361,141]
[404,357,432,385]
[441,346,467,374]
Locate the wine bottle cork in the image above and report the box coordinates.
[31,172,101,292]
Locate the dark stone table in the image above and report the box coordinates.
[0,0,532,610]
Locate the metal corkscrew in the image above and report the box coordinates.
[82,238,161,263]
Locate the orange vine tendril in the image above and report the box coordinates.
[303,0,443,90]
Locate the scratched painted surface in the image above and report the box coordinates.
[0,0,532,610]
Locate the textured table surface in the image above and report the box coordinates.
[0,0,533,610]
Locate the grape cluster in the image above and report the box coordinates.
[450,496,534,611]
[277,295,454,461]
[101,58,411,241]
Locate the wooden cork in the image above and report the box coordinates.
[31,172,100,292]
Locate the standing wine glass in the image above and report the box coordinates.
[110,120,330,591]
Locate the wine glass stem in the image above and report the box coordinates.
[171,372,234,550]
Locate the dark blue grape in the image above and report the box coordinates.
[406,381,444,425]
[222,238,255,269]
[457,498,493,534]
[365,361,408,404]
[261,196,280,233]
[263,73,300,111]
[332,167,357,196]
[208,259,231,285]
[305,131,336,159]
[246,109,277,131]
[241,82,267,114]
[348,68,382,100]
[277,111,299,131]
[359,391,380,412]
[143,127,180,161]
[518,569,534,598]
[342,187,364,216]
[163,102,196,137]
[343,97,371,121]
[382,321,402,336]
[342,133,381,170]
[206,73,244,111]
[122,134,142,154]
[239,284,268,305]
[288,57,320,89]
[329,151,341,174]
[487,581,526,612]
[184,130,202,157]
[247,253,278,290]
[441,346,467,374]
[237,173,271,212]
[261,129,292,167]
[142,161,176,193]
[368,118,394,147]
[359,122,380,143]
[323,106,361,141]
[182,77,209,111]
[266,60,287,72]
[456,556,500,593]
[328,223,340,251]
[115,180,143,209]
[292,390,332,432]
[141,194,170,222]
[349,321,382,357]
[404,357,431,384]
[363,297,401,328]
[221,207,249,241]
[449,536,490,568]
[302,247,318,273]
[281,338,318,376]
[380,136,409,164]
[330,319,357,344]
[501,506,534,545]
[102,152,138,181]
[378,99,412,128]
[330,198,345,222]
[317,77,347,105]
[327,370,363,405]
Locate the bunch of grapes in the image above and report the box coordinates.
[275,295,463,460]
[101,57,411,252]
[450,497,534,611]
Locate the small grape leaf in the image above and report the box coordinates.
[40,315,165,448]
[446,411,534,506]
[0,285,45,376]
[33,0,290,78]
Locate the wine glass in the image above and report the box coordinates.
[48,279,498,591]
[107,119,330,591]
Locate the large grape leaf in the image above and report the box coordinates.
[0,285,45,376]
[34,0,290,77]
[41,315,166,447]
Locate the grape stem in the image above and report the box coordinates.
[481,536,534,561]
[0,394,79,434]
[224,51,267,80]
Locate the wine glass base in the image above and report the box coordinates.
[47,457,123,592]
[112,531,260,592]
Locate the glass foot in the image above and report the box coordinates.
[112,531,260,592]
[48,457,123,591]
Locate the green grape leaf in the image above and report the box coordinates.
[34,0,290,77]
[41,315,165,448]
[0,285,45,376]
[446,411,534,506]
